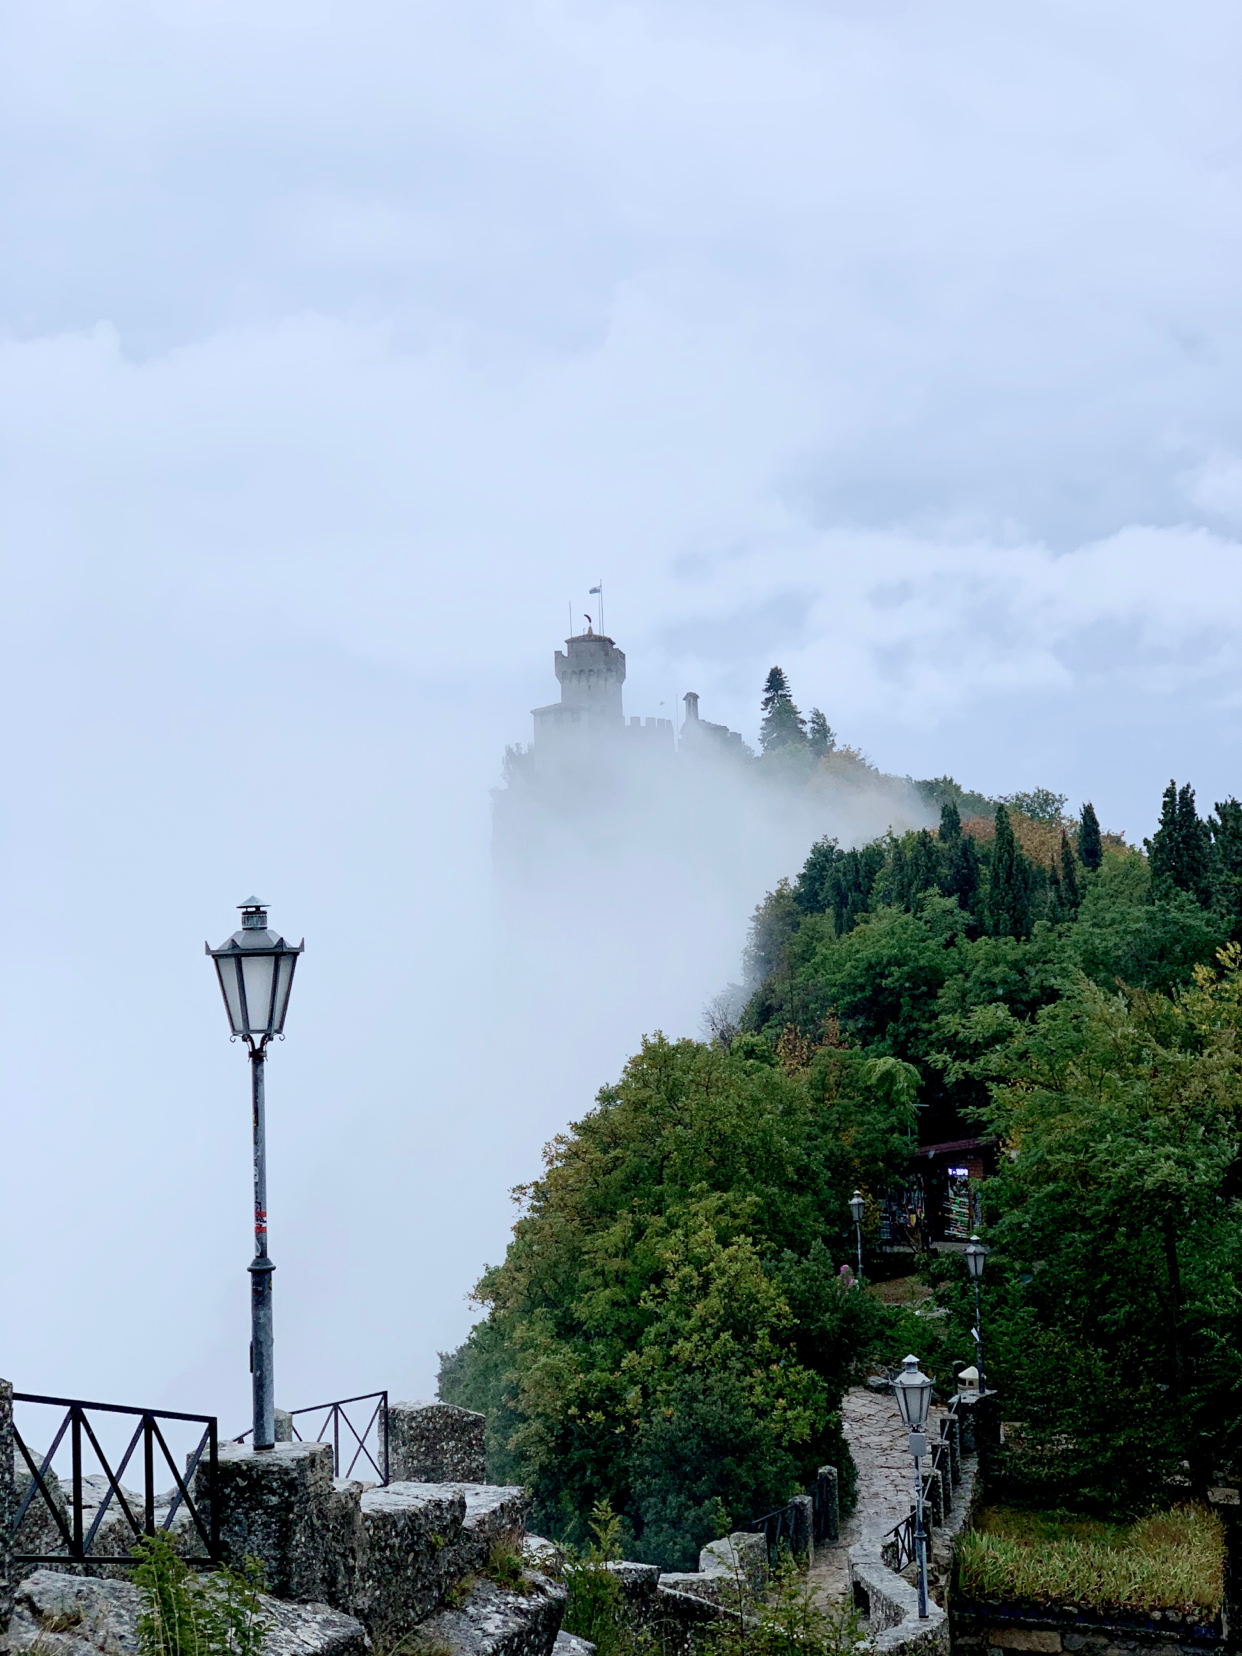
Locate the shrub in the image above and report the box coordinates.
[132,1533,270,1656]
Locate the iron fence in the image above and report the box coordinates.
[11,1393,219,1566]
[743,1501,799,1562]
[882,1393,963,1569]
[235,1390,388,1484]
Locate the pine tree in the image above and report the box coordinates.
[1078,802,1103,871]
[806,708,835,760]
[759,666,808,753]
[939,800,962,843]
[987,805,1034,940]
[1059,830,1080,911]
[1146,781,1213,905]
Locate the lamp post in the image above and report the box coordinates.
[894,1354,934,1620]
[207,899,303,1451]
[848,1190,865,1285]
[964,1235,988,1395]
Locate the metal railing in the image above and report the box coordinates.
[235,1390,388,1484]
[11,1393,219,1566]
[882,1394,962,1571]
[743,1501,800,1561]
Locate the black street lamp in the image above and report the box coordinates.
[848,1189,865,1285]
[894,1354,934,1619]
[207,899,304,1451]
[964,1234,988,1395]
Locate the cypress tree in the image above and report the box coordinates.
[1078,802,1103,871]
[1048,853,1064,921]
[939,800,962,843]
[1209,799,1242,932]
[1059,830,1081,911]
[1146,781,1213,905]
[910,829,941,897]
[987,804,1034,940]
[759,667,808,753]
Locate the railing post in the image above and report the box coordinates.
[208,1419,219,1562]
[70,1409,83,1558]
[143,1416,155,1536]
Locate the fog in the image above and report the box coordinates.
[3,0,1242,1432]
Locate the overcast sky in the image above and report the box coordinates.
[3,0,1242,1434]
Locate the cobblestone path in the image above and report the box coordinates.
[807,1385,945,1607]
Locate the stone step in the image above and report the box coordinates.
[403,1572,567,1656]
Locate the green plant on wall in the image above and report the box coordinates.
[131,1533,271,1656]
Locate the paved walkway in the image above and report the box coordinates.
[807,1386,944,1607]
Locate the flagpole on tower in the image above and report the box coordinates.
[589,581,604,636]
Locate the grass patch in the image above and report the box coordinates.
[957,1503,1226,1618]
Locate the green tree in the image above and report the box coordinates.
[1059,830,1080,912]
[1210,798,1242,932]
[986,805,1034,940]
[939,800,962,843]
[1146,781,1213,905]
[807,708,835,760]
[1078,802,1103,871]
[759,667,808,753]
[439,1035,908,1566]
[946,960,1242,1505]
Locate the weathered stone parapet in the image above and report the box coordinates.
[699,1533,768,1597]
[951,1601,1227,1656]
[352,1482,465,1643]
[0,1569,368,1656]
[849,1542,949,1656]
[194,1441,342,1602]
[405,1572,567,1656]
[387,1402,486,1484]
[1,1381,13,1631]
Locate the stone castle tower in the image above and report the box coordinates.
[531,629,674,748]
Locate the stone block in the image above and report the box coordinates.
[194,1441,338,1602]
[387,1402,486,1484]
[985,1632,1061,1653]
[698,1532,767,1596]
[275,1410,295,1444]
[353,1481,466,1642]
[604,1561,660,1629]
[456,1485,530,1573]
[553,1635,596,1656]
[653,1584,731,1656]
[0,1569,367,1656]
[405,1572,566,1656]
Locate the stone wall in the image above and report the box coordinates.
[952,1603,1227,1656]
[0,1382,12,1631]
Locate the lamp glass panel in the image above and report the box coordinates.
[895,1367,932,1427]
[272,952,297,1033]
[965,1244,986,1280]
[241,953,278,1035]
[216,956,246,1036]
